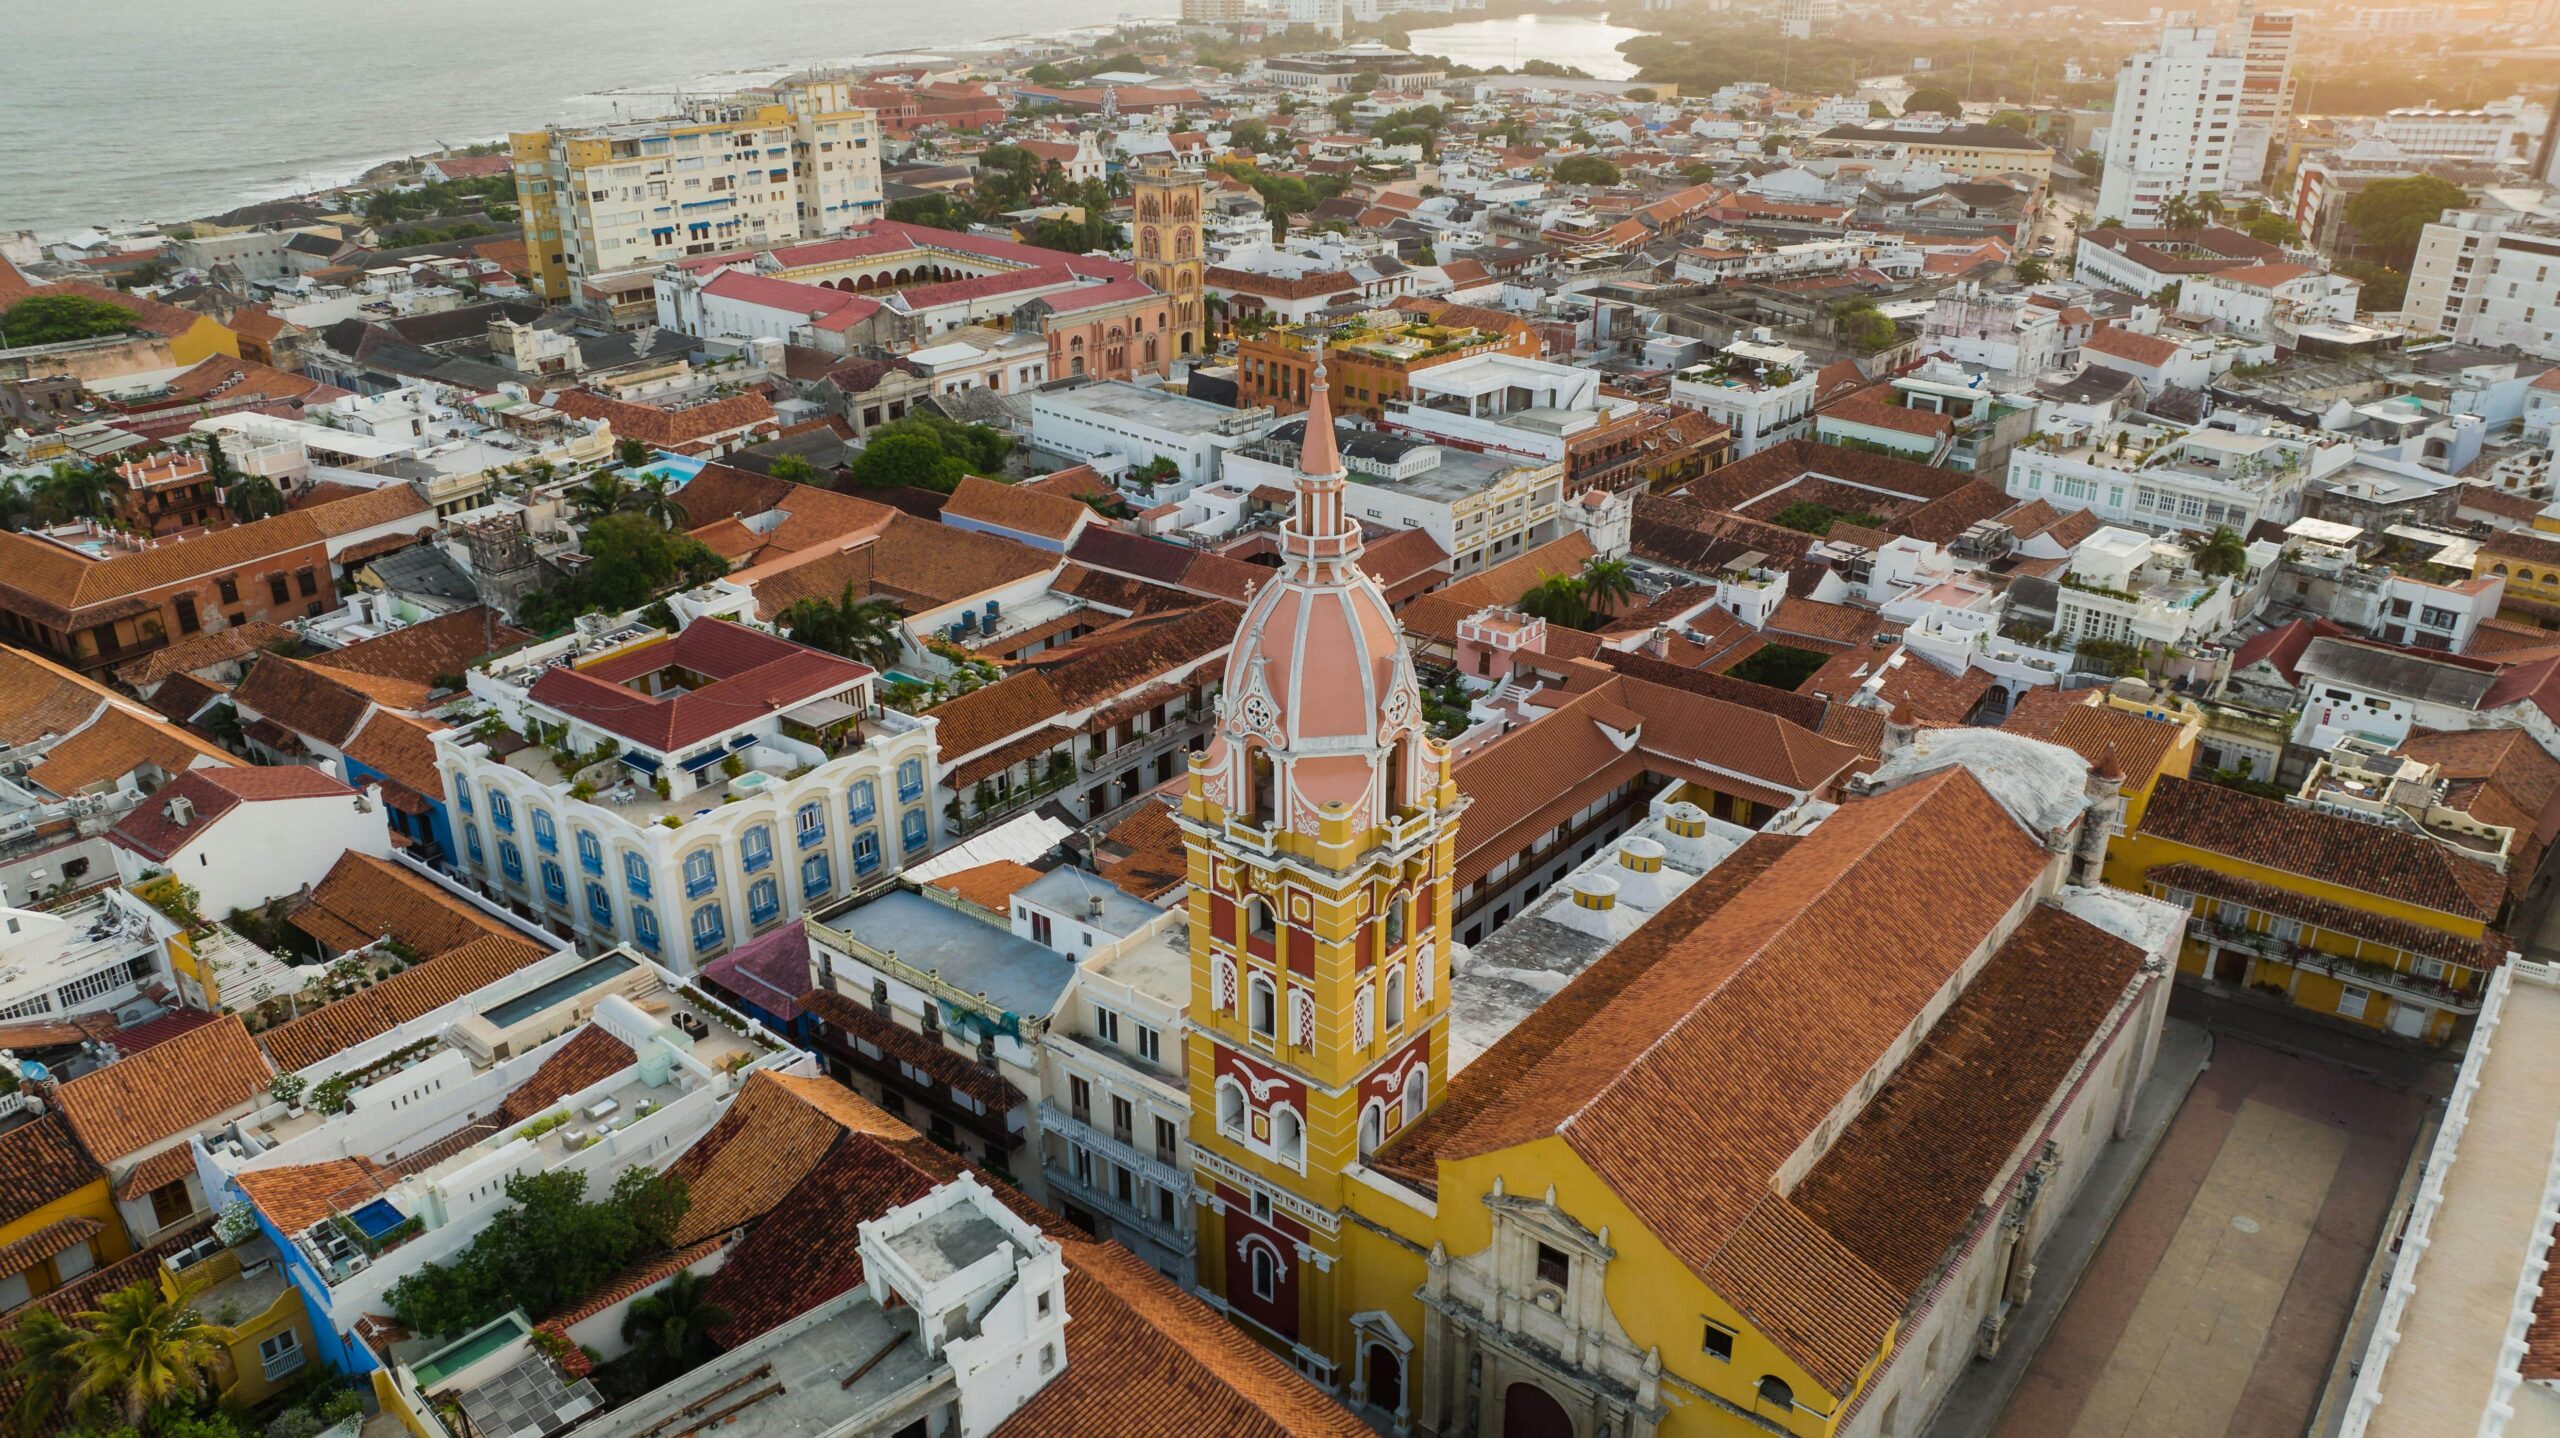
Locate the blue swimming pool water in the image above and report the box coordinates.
[478,952,638,1029]
[883,670,927,687]
[348,1198,407,1241]
[622,456,705,488]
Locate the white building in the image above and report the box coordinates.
[438,614,938,974]
[2181,262,2363,343]
[2227,4,2301,190]
[1920,283,2074,379]
[1223,421,1564,577]
[1665,335,1818,457]
[106,767,395,921]
[2401,209,2560,361]
[1028,378,1278,496]
[2050,526,2244,649]
[2373,105,2529,165]
[2098,26,2247,227]
[2008,419,2356,535]
[0,888,179,1030]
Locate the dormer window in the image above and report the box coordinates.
[1535,1242,1570,1290]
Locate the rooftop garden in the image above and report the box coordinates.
[1770,501,1884,537]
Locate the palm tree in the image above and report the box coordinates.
[2192,525,2249,579]
[622,474,688,531]
[566,472,628,521]
[1517,573,1591,631]
[780,585,907,670]
[66,1281,236,1429]
[33,461,114,524]
[616,435,653,470]
[1580,557,1636,617]
[620,1270,732,1386]
[226,473,286,523]
[6,1308,84,1432]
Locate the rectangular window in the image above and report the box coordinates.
[1156,1115,1179,1163]
[1703,1322,1735,1362]
[1137,1024,1161,1065]
[1032,912,1053,947]
[2337,984,2371,1020]
[217,577,239,605]
[1070,1075,1092,1121]
[1111,1095,1134,1143]
[258,1330,304,1382]
[1095,1007,1120,1045]
[1535,1242,1571,1290]
[267,574,290,605]
[173,595,200,635]
[295,567,318,597]
[149,1179,193,1227]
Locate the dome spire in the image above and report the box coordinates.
[1285,346,1358,564]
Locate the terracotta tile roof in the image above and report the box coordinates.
[143,672,225,727]
[310,608,528,688]
[2228,617,2347,684]
[803,987,1023,1114]
[2138,776,2508,922]
[497,1028,635,1125]
[1095,797,1186,903]
[289,850,544,961]
[1680,439,1975,517]
[1769,597,1891,646]
[112,621,296,688]
[111,1143,200,1202]
[108,763,356,861]
[52,1014,270,1162]
[528,619,870,752]
[2145,861,2509,971]
[741,512,1052,619]
[2084,325,2181,368]
[2000,688,2187,791]
[2397,727,2560,897]
[700,1130,941,1345]
[1822,394,1953,439]
[260,933,547,1071]
[550,390,778,450]
[930,672,1072,765]
[1002,1238,1376,1438]
[2465,616,2560,657]
[0,1217,105,1281]
[27,281,211,340]
[1793,904,2146,1296]
[232,654,411,749]
[1894,480,2018,547]
[0,1116,102,1228]
[667,1070,851,1245]
[162,356,347,408]
[0,648,121,750]
[698,926,817,1027]
[691,517,760,560]
[235,1157,395,1235]
[1395,769,2056,1395]
[343,711,449,802]
[927,860,1045,912]
[942,475,1091,543]
[27,703,236,797]
[1698,1194,1899,1394]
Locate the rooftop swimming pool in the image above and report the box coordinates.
[478,952,638,1030]
[621,455,705,489]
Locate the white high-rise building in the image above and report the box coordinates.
[2097,25,2247,227]
[2227,4,2300,190]
[2401,208,2560,360]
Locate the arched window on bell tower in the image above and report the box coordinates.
[1250,750,1277,827]
[1384,738,1406,816]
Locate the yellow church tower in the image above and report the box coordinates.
[1130,155,1208,362]
[1181,359,1464,1387]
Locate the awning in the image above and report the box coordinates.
[678,748,729,772]
[618,752,662,775]
[782,698,859,728]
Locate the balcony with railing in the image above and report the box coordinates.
[2192,916,2482,1013]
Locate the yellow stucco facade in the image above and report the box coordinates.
[0,1175,130,1305]
[161,1246,318,1410]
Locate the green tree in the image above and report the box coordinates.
[2242,211,2302,246]
[1552,155,1621,186]
[0,293,137,348]
[1627,87,1658,102]
[34,460,115,523]
[1580,557,1636,616]
[224,474,285,523]
[2342,174,2468,268]
[1518,574,1591,630]
[1869,99,1895,118]
[65,1283,237,1430]
[2338,259,2407,311]
[886,193,973,231]
[2071,148,2104,178]
[1228,118,1271,153]
[615,435,653,470]
[565,472,628,520]
[778,584,908,669]
[1989,110,2031,131]
[1903,86,1964,117]
[389,1170,691,1338]
[1830,298,1899,353]
[767,453,817,485]
[619,1271,732,1388]
[623,474,687,530]
[2015,256,2050,284]
[7,1308,84,1432]
[1024,62,1071,86]
[849,431,966,492]
[2155,191,2225,230]
[2191,525,2249,578]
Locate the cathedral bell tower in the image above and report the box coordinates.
[1130,154,1208,365]
[1182,357,1463,1385]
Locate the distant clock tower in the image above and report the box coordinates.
[1131,155,1209,364]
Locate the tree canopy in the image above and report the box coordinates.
[847,414,1011,493]
[1830,298,1899,354]
[389,1169,689,1338]
[1552,155,1622,187]
[0,292,137,347]
[2343,175,2468,269]
[519,513,728,631]
[1904,86,1964,116]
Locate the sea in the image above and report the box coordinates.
[1403,14,1648,83]
[3,0,1177,241]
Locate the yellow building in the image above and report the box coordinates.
[2478,525,2560,621]
[1999,681,2202,843]
[2118,773,2507,1045]
[1181,360,2179,1435]
[512,77,884,301]
[159,1241,320,1408]
[0,1114,128,1310]
[1129,156,1210,363]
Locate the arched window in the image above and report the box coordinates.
[530,809,557,854]
[1212,954,1237,1012]
[2493,563,2510,577]
[683,849,717,898]
[1248,1241,1279,1301]
[585,882,613,928]
[498,840,523,882]
[453,779,472,815]
[849,780,877,821]
[741,825,774,872]
[1385,966,1407,1029]
[575,829,603,875]
[623,850,652,898]
[1249,974,1278,1039]
[748,877,781,924]
[852,829,881,874]
[900,808,928,852]
[796,802,825,847]
[1291,987,1314,1048]
[1757,1376,1795,1412]
[1354,981,1375,1047]
[1385,898,1406,948]
[802,853,832,898]
[1403,1065,1427,1123]
[464,827,484,864]
[1247,897,1275,941]
[1217,1078,1247,1136]
[691,903,726,951]
[631,905,660,951]
[1358,1101,1383,1157]
[1271,1104,1304,1166]
[897,758,924,801]
[488,790,514,832]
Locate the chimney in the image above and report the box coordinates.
[165,795,195,827]
[1087,894,1105,921]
